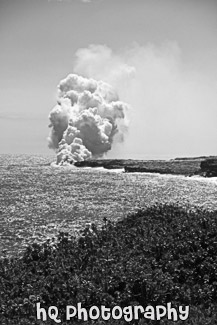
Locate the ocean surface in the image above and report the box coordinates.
[0,154,217,257]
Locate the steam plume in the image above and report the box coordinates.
[48,74,129,164]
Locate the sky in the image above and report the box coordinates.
[0,0,217,159]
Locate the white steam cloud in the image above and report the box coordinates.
[48,74,129,165]
[48,43,217,162]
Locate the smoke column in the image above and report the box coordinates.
[48,74,129,165]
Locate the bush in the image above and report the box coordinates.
[1,204,217,324]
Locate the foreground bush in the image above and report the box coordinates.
[1,204,217,324]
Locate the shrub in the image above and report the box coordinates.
[1,204,217,324]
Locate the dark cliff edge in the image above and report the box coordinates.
[74,156,217,177]
[200,158,217,177]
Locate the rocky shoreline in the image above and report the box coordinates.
[74,156,217,177]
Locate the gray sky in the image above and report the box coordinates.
[0,0,217,158]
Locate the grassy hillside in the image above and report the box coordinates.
[1,204,217,324]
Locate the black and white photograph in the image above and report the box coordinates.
[0,0,217,323]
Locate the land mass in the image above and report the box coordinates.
[74,156,217,177]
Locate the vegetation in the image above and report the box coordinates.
[1,204,217,324]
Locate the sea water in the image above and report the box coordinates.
[0,154,216,257]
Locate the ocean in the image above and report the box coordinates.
[0,154,217,257]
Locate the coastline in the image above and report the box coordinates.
[74,156,217,177]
